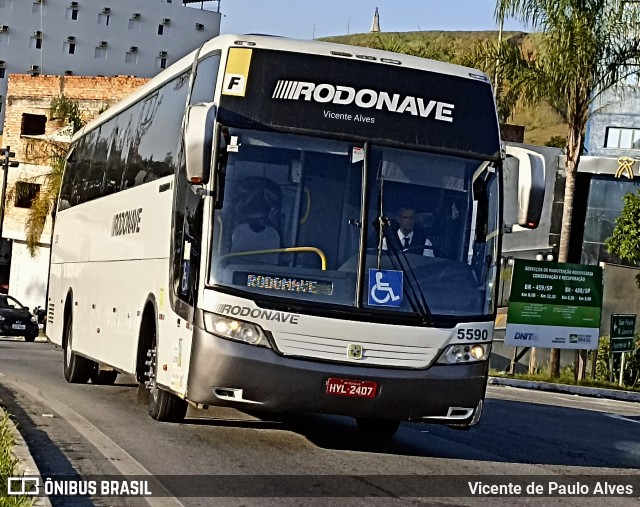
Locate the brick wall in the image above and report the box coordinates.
[1,74,149,243]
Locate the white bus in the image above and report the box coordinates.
[47,34,544,439]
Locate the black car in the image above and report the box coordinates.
[0,295,39,342]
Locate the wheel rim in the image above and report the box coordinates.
[145,345,159,402]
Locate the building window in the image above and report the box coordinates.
[125,51,138,64]
[68,43,75,54]
[66,7,78,20]
[128,18,141,30]
[21,113,46,135]
[98,13,110,26]
[605,127,640,150]
[156,57,167,69]
[158,24,164,35]
[14,182,40,209]
[0,68,4,79]
[0,0,12,8]
[95,46,107,59]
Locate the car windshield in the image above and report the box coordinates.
[0,295,25,310]
[208,127,500,319]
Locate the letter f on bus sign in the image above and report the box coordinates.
[223,74,246,96]
[222,47,252,97]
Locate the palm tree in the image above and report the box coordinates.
[486,0,640,377]
[10,96,86,255]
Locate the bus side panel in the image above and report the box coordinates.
[48,176,177,377]
[46,262,65,347]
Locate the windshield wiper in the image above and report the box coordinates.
[380,221,433,326]
[369,157,432,325]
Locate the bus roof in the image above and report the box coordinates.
[74,33,492,143]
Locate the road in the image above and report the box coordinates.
[1,337,639,507]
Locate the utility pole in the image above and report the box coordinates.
[0,146,19,243]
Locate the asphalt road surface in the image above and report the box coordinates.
[1,337,639,507]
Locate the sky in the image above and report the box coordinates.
[214,0,530,41]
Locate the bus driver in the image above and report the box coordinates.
[384,207,434,257]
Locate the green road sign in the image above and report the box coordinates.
[505,260,603,349]
[610,314,636,354]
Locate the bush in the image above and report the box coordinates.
[544,135,566,148]
[591,335,640,387]
[0,412,34,507]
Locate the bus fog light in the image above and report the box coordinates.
[436,343,490,364]
[204,312,271,348]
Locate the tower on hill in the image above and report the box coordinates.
[370,7,381,33]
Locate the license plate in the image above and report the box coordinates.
[12,324,25,330]
[326,378,377,398]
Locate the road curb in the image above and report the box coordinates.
[0,406,52,507]
[489,376,640,402]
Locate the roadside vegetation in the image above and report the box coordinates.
[493,335,640,391]
[0,412,33,507]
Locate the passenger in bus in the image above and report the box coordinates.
[230,197,281,264]
[383,207,434,257]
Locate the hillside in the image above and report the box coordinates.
[320,31,567,147]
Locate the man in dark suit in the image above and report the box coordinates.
[385,207,434,256]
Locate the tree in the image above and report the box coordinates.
[481,0,640,377]
[10,96,85,255]
[605,190,640,287]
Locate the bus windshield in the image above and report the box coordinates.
[208,127,500,319]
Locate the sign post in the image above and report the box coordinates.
[610,314,636,385]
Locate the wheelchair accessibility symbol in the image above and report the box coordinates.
[368,269,403,307]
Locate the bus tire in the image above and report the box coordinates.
[144,327,187,423]
[355,418,400,439]
[62,314,93,384]
[148,385,188,423]
[91,369,119,385]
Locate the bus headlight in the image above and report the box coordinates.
[203,312,271,348]
[436,343,491,364]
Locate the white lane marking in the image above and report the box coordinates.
[605,413,640,425]
[4,378,184,507]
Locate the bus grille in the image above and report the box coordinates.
[272,332,436,369]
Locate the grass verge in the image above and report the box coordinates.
[0,411,34,507]
[491,369,640,393]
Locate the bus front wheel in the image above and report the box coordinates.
[355,418,400,439]
[145,343,187,423]
[62,315,93,384]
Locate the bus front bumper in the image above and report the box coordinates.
[186,327,489,424]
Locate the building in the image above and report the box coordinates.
[0,0,221,134]
[0,74,149,309]
[571,86,640,267]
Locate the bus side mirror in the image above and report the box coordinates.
[503,146,545,230]
[184,102,216,185]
